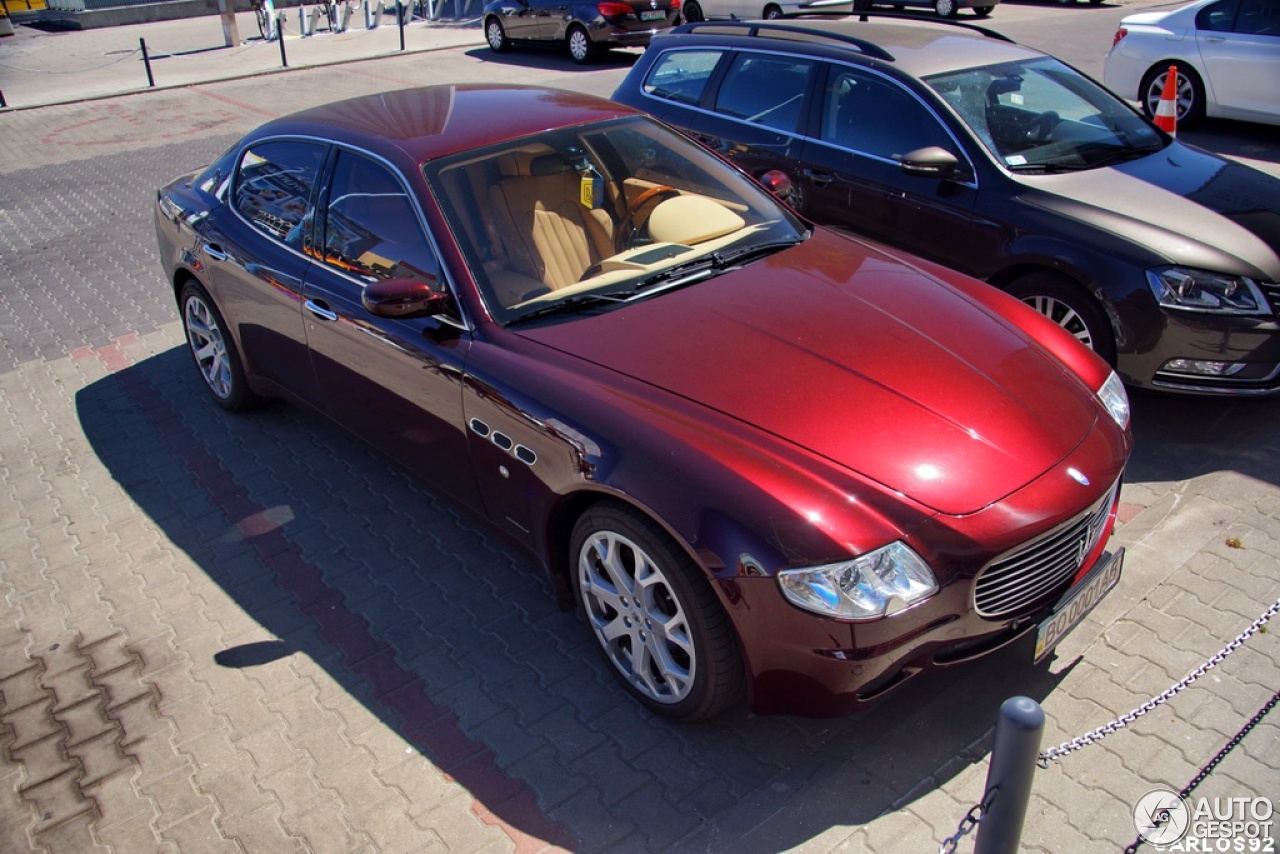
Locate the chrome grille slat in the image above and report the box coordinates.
[974,480,1118,618]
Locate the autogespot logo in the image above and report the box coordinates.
[1135,789,1192,845]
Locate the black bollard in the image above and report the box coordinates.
[397,0,405,50]
[277,14,288,66]
[140,37,155,87]
[975,696,1044,854]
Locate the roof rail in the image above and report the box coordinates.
[783,9,1015,43]
[672,20,897,61]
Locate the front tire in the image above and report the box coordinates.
[934,0,958,16]
[180,280,262,412]
[485,17,510,53]
[762,3,783,18]
[571,503,743,720]
[973,4,994,16]
[566,25,597,65]
[1140,61,1206,128]
[1007,272,1116,365]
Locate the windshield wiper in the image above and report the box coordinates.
[509,291,631,324]
[628,237,806,299]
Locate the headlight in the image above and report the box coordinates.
[1097,370,1130,429]
[777,542,938,620]
[1146,267,1268,315]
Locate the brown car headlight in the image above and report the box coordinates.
[777,542,938,620]
[1147,267,1269,315]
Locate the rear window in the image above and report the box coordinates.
[643,49,725,105]
[713,54,815,134]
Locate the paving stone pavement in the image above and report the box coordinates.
[1,14,1278,854]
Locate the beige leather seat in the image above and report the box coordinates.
[487,149,615,295]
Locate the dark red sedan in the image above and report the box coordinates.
[154,85,1132,719]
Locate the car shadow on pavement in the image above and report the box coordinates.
[464,45,641,71]
[1126,390,1280,487]
[77,346,1074,850]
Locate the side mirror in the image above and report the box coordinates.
[899,146,961,181]
[362,277,449,318]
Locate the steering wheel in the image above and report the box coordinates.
[1025,111,1060,144]
[615,185,682,253]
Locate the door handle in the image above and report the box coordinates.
[304,299,339,322]
[202,243,228,261]
[803,169,835,187]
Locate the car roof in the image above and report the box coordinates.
[256,84,641,164]
[658,17,1046,78]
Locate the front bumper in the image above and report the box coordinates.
[727,465,1126,717]
[1119,298,1280,395]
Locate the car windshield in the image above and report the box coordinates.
[423,115,808,325]
[926,57,1166,173]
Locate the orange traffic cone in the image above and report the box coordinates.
[1153,65,1178,136]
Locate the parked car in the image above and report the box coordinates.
[155,84,1132,719]
[799,0,999,18]
[1103,0,1280,128]
[681,0,808,22]
[613,16,1280,395]
[482,0,681,64]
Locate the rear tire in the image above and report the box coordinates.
[571,502,743,720]
[763,3,783,17]
[1140,61,1206,129]
[567,24,598,64]
[683,0,704,20]
[1007,272,1116,365]
[934,0,958,16]
[973,4,994,16]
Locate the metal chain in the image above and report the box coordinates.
[1121,685,1280,854]
[1038,596,1279,767]
[939,787,999,854]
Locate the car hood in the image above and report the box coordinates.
[1020,144,1280,279]
[519,230,1104,516]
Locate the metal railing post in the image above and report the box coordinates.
[975,696,1044,854]
[396,0,405,49]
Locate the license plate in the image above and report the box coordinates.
[1033,547,1123,663]
[641,9,666,19]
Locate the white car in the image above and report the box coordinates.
[1103,0,1280,128]
[680,0,808,20]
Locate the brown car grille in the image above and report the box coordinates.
[1261,282,1280,316]
[973,482,1117,618]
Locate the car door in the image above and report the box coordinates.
[799,64,992,267]
[1198,0,1280,121]
[685,51,815,188]
[197,138,326,402]
[301,148,481,509]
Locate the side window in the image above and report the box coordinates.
[643,49,725,105]
[1232,0,1278,34]
[819,69,953,160]
[713,54,815,133]
[233,140,325,244]
[322,151,439,286]
[1196,0,1240,31]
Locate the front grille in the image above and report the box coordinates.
[973,482,1117,618]
[1261,282,1280,316]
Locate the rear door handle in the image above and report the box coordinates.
[804,169,835,187]
[304,299,338,322]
